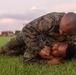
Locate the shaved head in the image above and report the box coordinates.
[59,12,76,35]
[60,12,76,26]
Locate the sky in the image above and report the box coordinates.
[0,0,76,32]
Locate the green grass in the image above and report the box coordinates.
[0,36,13,47]
[0,36,76,75]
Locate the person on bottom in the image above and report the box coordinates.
[39,42,76,65]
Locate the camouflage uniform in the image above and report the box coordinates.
[1,12,76,64]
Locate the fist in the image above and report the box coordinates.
[39,46,52,59]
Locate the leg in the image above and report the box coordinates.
[0,32,25,55]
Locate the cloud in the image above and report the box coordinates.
[0,8,47,21]
[0,7,47,32]
[0,18,31,26]
[1,2,76,22]
[31,6,37,10]
[0,18,31,31]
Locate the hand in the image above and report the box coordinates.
[47,57,61,65]
[39,46,52,59]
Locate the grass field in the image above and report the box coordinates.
[0,36,76,75]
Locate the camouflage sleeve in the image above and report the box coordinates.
[22,12,65,55]
[23,53,47,64]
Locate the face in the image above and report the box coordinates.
[59,22,76,36]
[59,25,69,36]
[52,42,68,57]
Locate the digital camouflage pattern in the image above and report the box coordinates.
[1,12,76,64]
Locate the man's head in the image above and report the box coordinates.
[52,42,67,57]
[52,42,76,60]
[59,12,76,35]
